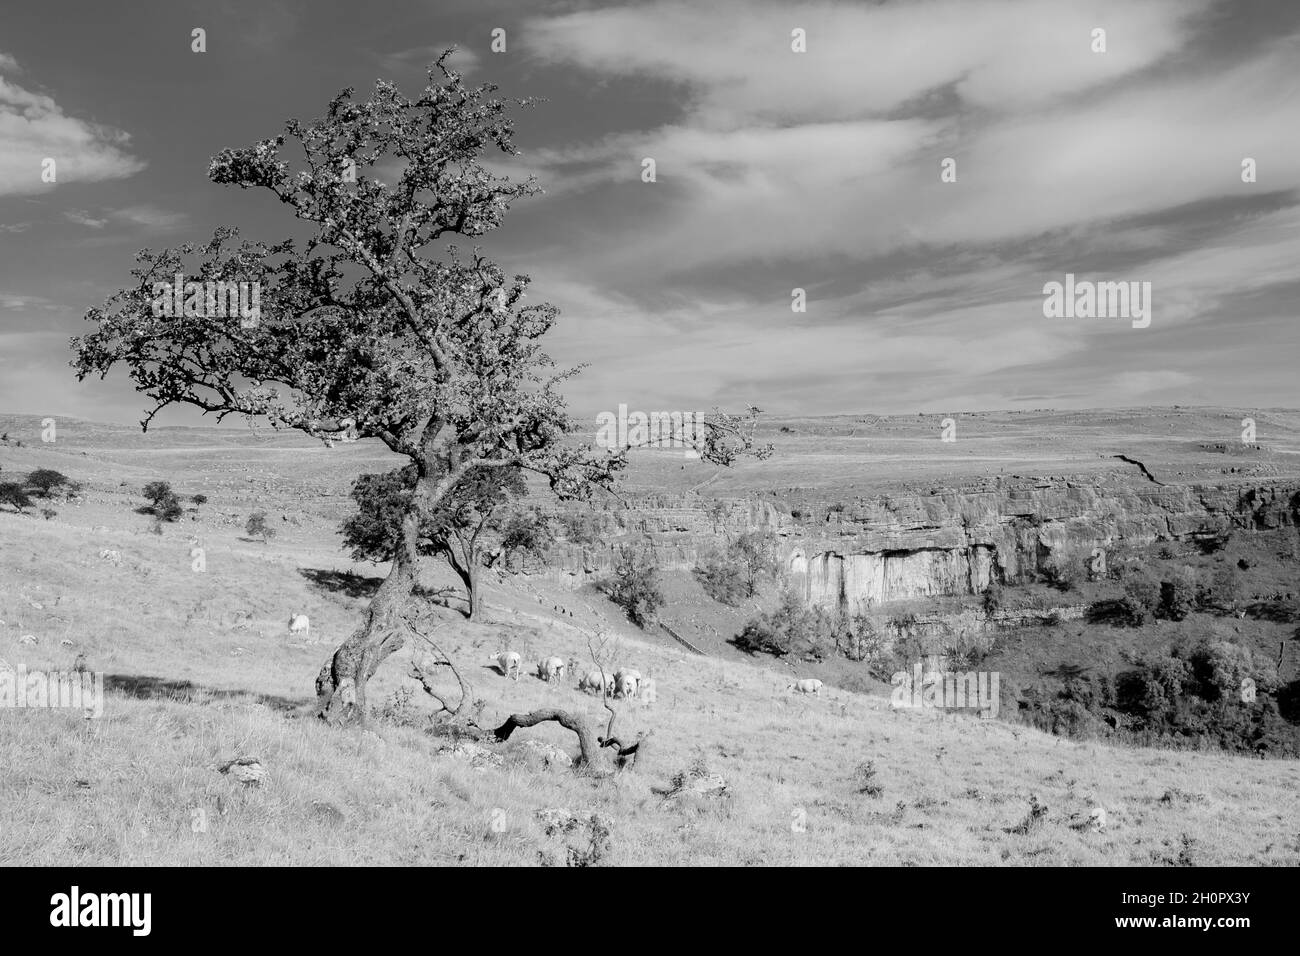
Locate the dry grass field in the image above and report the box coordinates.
[1,410,1298,866]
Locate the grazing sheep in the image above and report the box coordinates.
[537,656,566,682]
[788,678,823,695]
[613,667,642,699]
[288,614,310,642]
[489,651,522,680]
[578,671,611,695]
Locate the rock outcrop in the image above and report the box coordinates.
[525,478,1300,613]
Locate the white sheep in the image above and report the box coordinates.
[788,678,823,695]
[578,671,611,695]
[288,614,310,642]
[537,656,566,682]
[613,667,642,699]
[489,651,521,680]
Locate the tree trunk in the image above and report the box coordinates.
[493,708,598,767]
[447,539,482,621]
[315,508,421,725]
[467,559,482,620]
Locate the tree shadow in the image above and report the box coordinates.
[299,567,382,599]
[1085,600,1130,626]
[103,673,309,714]
[298,568,462,611]
[1243,600,1298,623]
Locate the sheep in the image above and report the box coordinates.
[489,651,521,680]
[537,656,565,682]
[613,667,642,699]
[788,678,823,695]
[288,614,310,642]
[578,671,611,695]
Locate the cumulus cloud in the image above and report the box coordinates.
[0,63,145,197]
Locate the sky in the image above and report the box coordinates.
[1,0,1298,426]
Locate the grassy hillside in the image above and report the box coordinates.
[1,415,1298,865]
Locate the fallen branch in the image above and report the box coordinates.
[493,708,597,767]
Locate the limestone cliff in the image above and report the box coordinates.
[525,478,1299,613]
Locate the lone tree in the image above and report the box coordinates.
[0,482,32,513]
[246,511,276,544]
[142,480,184,522]
[73,54,766,725]
[25,469,77,498]
[341,462,534,619]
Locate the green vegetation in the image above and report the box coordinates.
[601,548,664,628]
[142,480,184,522]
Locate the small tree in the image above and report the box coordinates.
[25,469,73,498]
[246,511,276,544]
[142,481,183,522]
[496,506,555,565]
[694,548,750,606]
[1120,570,1162,625]
[342,463,528,620]
[602,548,664,628]
[729,530,777,592]
[0,483,33,513]
[1159,576,1196,622]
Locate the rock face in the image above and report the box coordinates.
[528,478,1300,612]
[787,480,1298,613]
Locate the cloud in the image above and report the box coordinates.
[109,204,186,231]
[524,0,1213,124]
[0,69,145,197]
[505,23,1300,317]
[60,204,186,233]
[64,209,108,229]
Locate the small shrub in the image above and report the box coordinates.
[192,494,208,506]
[600,548,663,628]
[25,469,74,498]
[853,760,884,797]
[1120,570,1161,624]
[0,483,32,513]
[498,507,554,561]
[982,580,1004,614]
[694,550,750,606]
[1158,576,1195,622]
[142,480,183,522]
[556,511,601,545]
[732,592,837,660]
[246,511,276,544]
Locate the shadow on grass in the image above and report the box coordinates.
[298,567,464,613]
[299,567,382,599]
[103,673,308,713]
[1085,600,1131,626]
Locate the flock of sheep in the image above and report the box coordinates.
[487,650,656,703]
[288,616,823,703]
